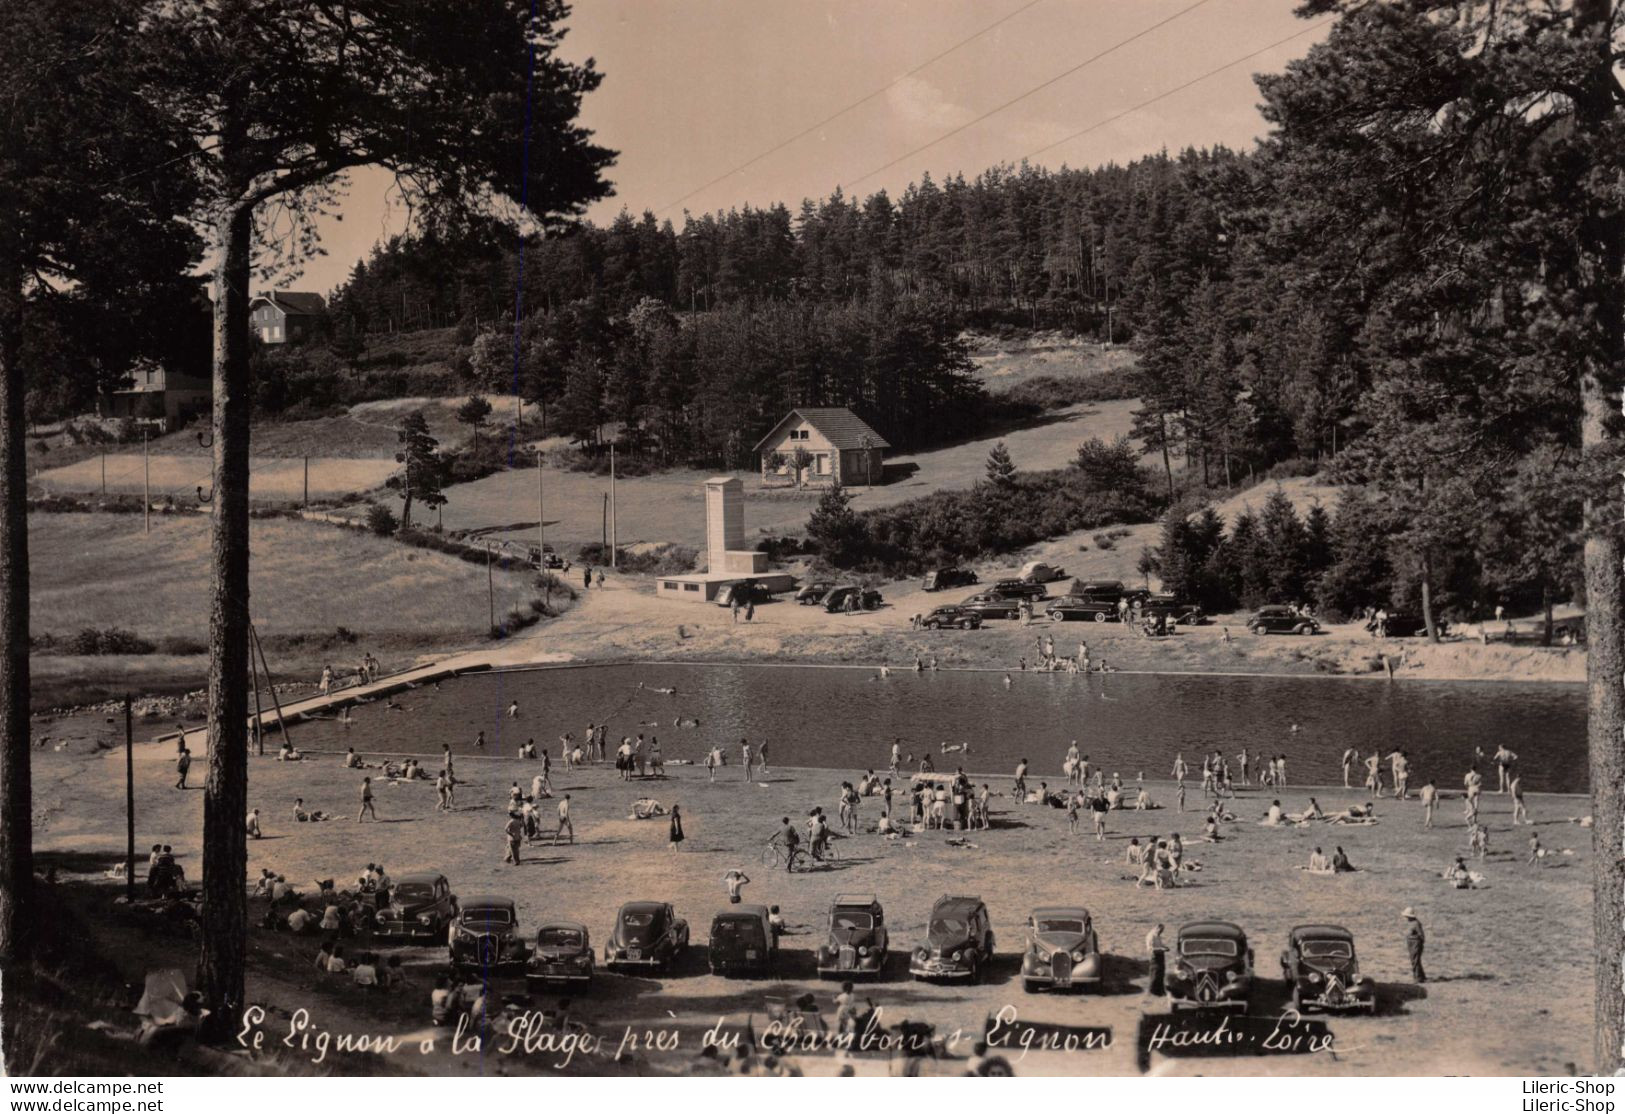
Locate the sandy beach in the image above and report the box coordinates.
[26,706,1594,1076]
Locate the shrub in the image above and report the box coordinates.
[155,636,207,656]
[1092,534,1116,550]
[65,627,155,655]
[365,503,399,537]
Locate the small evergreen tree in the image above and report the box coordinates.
[985,441,1016,487]
[393,411,448,528]
[806,481,866,568]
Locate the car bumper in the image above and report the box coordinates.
[818,952,885,976]
[527,964,593,983]
[376,923,443,941]
[910,958,975,980]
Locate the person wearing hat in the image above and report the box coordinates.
[1402,908,1426,982]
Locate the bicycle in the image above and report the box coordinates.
[761,840,809,872]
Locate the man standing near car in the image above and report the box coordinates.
[1145,923,1166,996]
[1402,908,1426,982]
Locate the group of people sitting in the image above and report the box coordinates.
[313,941,407,989]
[145,844,189,897]
[1303,845,1357,873]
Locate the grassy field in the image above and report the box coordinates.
[438,398,1148,553]
[18,713,1594,1076]
[27,512,547,703]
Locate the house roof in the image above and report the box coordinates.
[752,407,891,454]
[255,291,327,316]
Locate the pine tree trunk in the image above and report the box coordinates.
[1419,555,1438,644]
[1542,583,1553,649]
[0,286,33,965]
[1576,0,1625,1074]
[200,204,254,1038]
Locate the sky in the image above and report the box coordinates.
[288,0,1327,296]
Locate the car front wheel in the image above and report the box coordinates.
[1048,610,1064,623]
[1294,624,1311,635]
[925,619,941,630]
[960,619,976,630]
[1092,612,1107,623]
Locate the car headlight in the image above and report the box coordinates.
[858,946,870,956]
[418,913,434,925]
[1307,971,1322,984]
[913,947,928,961]
[1072,950,1086,962]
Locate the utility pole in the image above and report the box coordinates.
[609,443,617,570]
[537,447,545,559]
[101,452,106,495]
[142,428,149,534]
[601,493,607,555]
[486,545,496,633]
[302,455,309,508]
[124,695,134,902]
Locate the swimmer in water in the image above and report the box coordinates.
[1003,674,1013,688]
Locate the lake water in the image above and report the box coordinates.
[283,662,1589,794]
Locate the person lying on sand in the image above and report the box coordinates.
[1288,798,1325,824]
[1329,803,1378,824]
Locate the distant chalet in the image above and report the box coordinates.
[753,407,889,487]
[249,290,327,345]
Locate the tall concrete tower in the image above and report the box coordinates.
[705,476,744,573]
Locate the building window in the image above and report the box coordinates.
[683,583,699,592]
[662,581,678,591]
[815,453,829,475]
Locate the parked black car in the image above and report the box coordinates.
[448,895,529,973]
[1372,613,1436,638]
[1143,595,1204,625]
[715,581,773,607]
[708,905,777,977]
[990,578,1050,602]
[374,872,458,943]
[922,605,983,631]
[604,901,689,972]
[824,585,883,613]
[796,581,835,605]
[1166,920,1253,1011]
[817,894,888,979]
[959,593,1022,620]
[1280,924,1375,1013]
[922,567,978,592]
[910,895,995,982]
[1247,606,1321,635]
[1044,595,1120,623]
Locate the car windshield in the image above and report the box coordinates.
[538,927,583,948]
[930,917,969,937]
[1180,937,1238,958]
[463,907,512,925]
[621,912,656,929]
[832,912,873,932]
[394,883,433,902]
[1035,918,1085,935]
[1300,940,1353,959]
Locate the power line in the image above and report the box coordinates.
[842,0,1218,191]
[653,0,1050,216]
[1023,18,1333,162]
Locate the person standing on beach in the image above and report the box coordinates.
[741,739,754,782]
[705,745,719,782]
[1171,753,1188,784]
[1419,779,1437,829]
[758,740,771,777]
[1237,748,1250,786]
[1510,774,1529,825]
[1341,747,1357,788]
[583,565,593,591]
[555,795,574,845]
[175,746,191,790]
[668,804,685,851]
[1402,909,1426,982]
[1390,750,1410,800]
[1013,757,1029,800]
[890,739,901,777]
[504,812,524,865]
[1066,741,1081,786]
[723,868,750,904]
[1492,745,1518,793]
[1463,766,1483,824]
[1176,782,1186,813]
[357,776,377,822]
[1146,924,1167,996]
[1364,752,1383,796]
